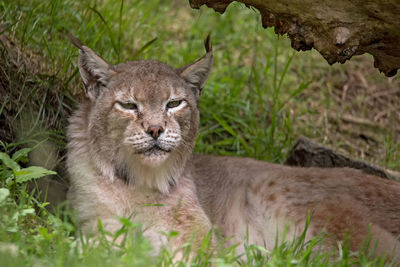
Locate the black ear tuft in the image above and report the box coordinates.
[204,33,212,53]
[68,34,85,50]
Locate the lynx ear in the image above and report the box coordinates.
[178,35,213,97]
[70,36,116,100]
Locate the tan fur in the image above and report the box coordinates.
[193,156,400,260]
[67,38,400,261]
[67,39,214,257]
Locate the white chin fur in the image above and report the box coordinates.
[136,150,170,167]
[118,151,183,194]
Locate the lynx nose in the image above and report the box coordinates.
[146,124,164,139]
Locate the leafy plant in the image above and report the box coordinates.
[0,144,59,262]
[0,148,56,186]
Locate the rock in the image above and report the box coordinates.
[285,136,400,181]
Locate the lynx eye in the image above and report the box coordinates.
[118,101,138,110]
[166,100,182,109]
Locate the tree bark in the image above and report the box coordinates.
[189,0,400,77]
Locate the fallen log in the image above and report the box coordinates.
[189,0,400,77]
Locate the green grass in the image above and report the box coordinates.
[0,0,399,266]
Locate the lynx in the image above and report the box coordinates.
[67,36,400,261]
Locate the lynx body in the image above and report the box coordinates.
[67,37,400,260]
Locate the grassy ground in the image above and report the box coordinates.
[0,0,399,266]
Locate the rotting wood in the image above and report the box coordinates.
[189,0,400,77]
[285,136,400,181]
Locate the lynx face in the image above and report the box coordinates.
[101,61,199,167]
[70,37,212,192]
